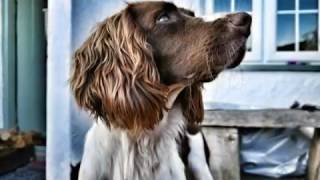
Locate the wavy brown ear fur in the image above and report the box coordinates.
[179,83,204,126]
[70,5,167,132]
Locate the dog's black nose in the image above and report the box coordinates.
[227,12,251,36]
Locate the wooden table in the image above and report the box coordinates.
[202,109,320,180]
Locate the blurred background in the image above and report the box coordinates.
[0,0,319,179]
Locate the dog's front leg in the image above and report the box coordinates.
[78,124,110,180]
[187,132,214,180]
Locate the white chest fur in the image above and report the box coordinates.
[79,104,187,180]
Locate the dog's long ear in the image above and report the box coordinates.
[70,5,167,131]
[179,84,204,125]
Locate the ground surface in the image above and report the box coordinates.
[0,164,45,180]
[242,174,305,180]
[0,166,305,180]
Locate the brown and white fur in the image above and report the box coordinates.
[70,1,251,180]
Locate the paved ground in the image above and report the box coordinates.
[0,164,45,180]
[0,165,305,180]
[242,174,305,180]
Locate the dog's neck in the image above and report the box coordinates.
[90,102,187,180]
[80,84,189,180]
[120,83,188,138]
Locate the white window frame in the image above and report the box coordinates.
[202,0,263,63]
[264,0,320,64]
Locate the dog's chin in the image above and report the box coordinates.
[226,46,246,69]
[200,45,246,83]
[200,73,218,82]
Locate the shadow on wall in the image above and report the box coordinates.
[70,0,126,166]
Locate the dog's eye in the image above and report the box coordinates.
[157,13,170,23]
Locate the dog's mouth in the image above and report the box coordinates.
[201,73,218,82]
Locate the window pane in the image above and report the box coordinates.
[277,0,295,10]
[300,0,318,10]
[214,0,231,12]
[299,14,318,51]
[199,0,206,15]
[277,15,295,51]
[235,0,252,11]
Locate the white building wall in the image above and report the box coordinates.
[204,71,320,108]
[47,0,72,179]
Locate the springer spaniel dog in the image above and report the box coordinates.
[70,1,251,180]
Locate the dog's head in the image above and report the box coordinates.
[70,1,251,132]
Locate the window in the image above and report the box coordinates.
[276,0,318,51]
[265,0,320,64]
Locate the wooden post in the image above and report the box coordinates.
[2,0,17,129]
[17,0,46,134]
[202,127,240,180]
[308,128,320,180]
